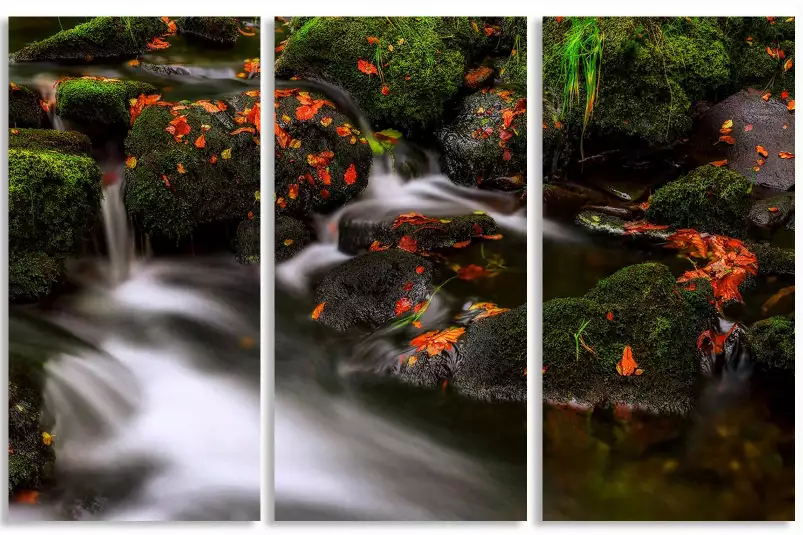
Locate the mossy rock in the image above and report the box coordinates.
[9,251,63,302]
[646,165,752,236]
[275,17,466,133]
[57,78,158,127]
[338,213,497,255]
[749,242,795,276]
[276,215,311,262]
[9,84,46,128]
[176,17,239,46]
[123,97,259,240]
[747,316,794,372]
[10,17,168,62]
[748,193,794,229]
[313,250,434,332]
[543,262,717,414]
[8,379,55,496]
[436,88,526,190]
[235,217,260,265]
[9,129,92,155]
[274,88,372,216]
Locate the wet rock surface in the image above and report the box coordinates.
[747,316,794,372]
[691,90,795,190]
[275,216,311,262]
[748,193,794,229]
[436,88,526,190]
[313,250,434,332]
[176,17,239,46]
[337,213,498,255]
[9,84,47,128]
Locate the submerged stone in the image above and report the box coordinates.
[543,263,717,415]
[747,316,794,372]
[436,88,526,190]
[9,83,47,128]
[313,250,434,332]
[275,216,311,262]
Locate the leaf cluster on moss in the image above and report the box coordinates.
[543,262,717,414]
[646,165,753,237]
[9,128,92,155]
[276,16,467,132]
[11,17,167,62]
[9,84,46,128]
[57,78,157,126]
[124,102,259,240]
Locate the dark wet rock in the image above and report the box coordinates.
[584,205,632,219]
[9,84,46,128]
[8,376,54,495]
[123,91,259,240]
[274,88,372,216]
[139,63,194,77]
[275,17,467,133]
[747,316,794,372]
[57,78,158,127]
[690,90,795,190]
[313,250,434,332]
[543,263,717,415]
[451,305,527,402]
[748,193,794,229]
[9,148,102,301]
[276,216,311,262]
[543,184,589,218]
[176,17,239,46]
[235,217,260,265]
[575,210,672,241]
[436,88,526,190]
[749,242,795,276]
[646,165,752,236]
[9,129,91,155]
[338,213,497,255]
[227,91,259,116]
[10,17,168,62]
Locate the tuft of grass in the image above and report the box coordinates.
[573,319,592,361]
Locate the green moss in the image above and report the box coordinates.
[275,17,465,132]
[747,316,794,371]
[236,218,260,264]
[57,78,157,126]
[9,84,46,128]
[749,242,795,275]
[11,17,167,62]
[646,165,752,236]
[8,379,55,496]
[9,251,63,302]
[543,263,716,414]
[124,103,259,240]
[9,129,92,155]
[176,17,239,45]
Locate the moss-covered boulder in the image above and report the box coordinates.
[9,148,102,301]
[235,217,260,265]
[748,193,794,229]
[750,242,795,276]
[56,78,158,128]
[313,250,434,332]
[8,379,55,496]
[10,17,169,62]
[9,129,92,155]
[543,263,717,414]
[646,165,753,236]
[436,88,526,190]
[747,316,794,372]
[276,215,311,262]
[123,95,259,240]
[337,213,497,255]
[274,88,372,216]
[176,17,239,45]
[9,83,46,128]
[275,17,466,132]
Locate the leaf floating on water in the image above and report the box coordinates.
[710,160,728,167]
[455,264,492,280]
[756,145,769,157]
[357,59,378,76]
[718,135,736,145]
[622,220,670,235]
[482,233,503,240]
[761,286,794,315]
[616,345,641,376]
[311,302,325,321]
[409,327,466,356]
[779,151,795,159]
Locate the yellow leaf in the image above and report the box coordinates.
[221,148,232,159]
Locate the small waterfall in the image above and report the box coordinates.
[100,172,132,285]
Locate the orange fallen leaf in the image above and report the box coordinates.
[720,119,733,132]
[344,163,357,185]
[11,128,19,134]
[482,234,503,240]
[409,327,466,356]
[275,123,291,148]
[366,36,380,45]
[469,302,509,321]
[781,91,789,100]
[616,345,640,376]
[718,135,736,145]
[453,239,471,248]
[767,206,780,212]
[754,166,761,172]
[756,145,768,157]
[606,311,614,321]
[788,100,795,111]
[710,160,728,167]
[125,155,137,169]
[14,490,39,505]
[369,240,390,252]
[622,220,670,235]
[779,151,794,159]
[761,286,794,315]
[456,264,491,280]
[381,85,390,96]
[147,37,171,50]
[194,133,206,149]
[42,431,53,446]
[320,116,333,127]
[398,235,418,253]
[762,92,771,102]
[177,163,186,174]
[395,297,412,316]
[193,100,223,113]
[357,59,378,76]
[312,302,325,321]
[784,58,793,72]
[231,127,256,135]
[288,183,299,200]
[415,266,425,274]
[238,27,256,36]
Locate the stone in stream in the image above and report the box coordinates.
[10,17,169,62]
[747,316,794,372]
[543,263,718,415]
[8,129,92,155]
[275,216,311,262]
[235,217,260,265]
[9,83,47,128]
[436,87,526,191]
[9,148,102,301]
[176,17,240,46]
[312,250,434,332]
[690,90,795,191]
[747,193,795,229]
[337,213,498,255]
[274,88,372,217]
[56,78,158,128]
[123,90,259,240]
[646,165,753,237]
[139,63,194,77]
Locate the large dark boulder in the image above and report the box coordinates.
[9,83,47,128]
